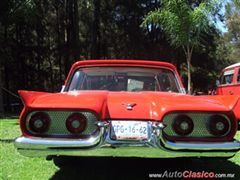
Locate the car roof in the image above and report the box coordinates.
[64,60,185,91]
[225,62,240,70]
[71,60,177,71]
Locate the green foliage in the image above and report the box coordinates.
[142,0,219,48]
[142,0,223,93]
[216,0,240,64]
[234,0,240,8]
[226,1,240,44]
[0,0,231,110]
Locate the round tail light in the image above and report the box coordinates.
[172,115,193,136]
[29,112,50,133]
[208,115,230,136]
[66,113,87,134]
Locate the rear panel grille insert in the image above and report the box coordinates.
[25,110,98,137]
[162,112,231,139]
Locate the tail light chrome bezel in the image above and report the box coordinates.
[208,114,230,137]
[66,113,87,134]
[172,114,194,136]
[28,112,50,133]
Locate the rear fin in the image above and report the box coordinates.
[18,90,50,107]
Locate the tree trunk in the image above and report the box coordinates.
[91,0,101,59]
[55,2,63,84]
[183,45,193,94]
[48,57,54,92]
[3,63,10,112]
[3,25,10,112]
[73,0,80,60]
[64,0,70,76]
[65,0,80,74]
[186,46,193,94]
[0,69,4,116]
[187,57,191,94]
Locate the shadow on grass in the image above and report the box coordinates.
[50,157,240,180]
[0,114,19,119]
[0,139,15,143]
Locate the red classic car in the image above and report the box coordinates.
[15,60,240,164]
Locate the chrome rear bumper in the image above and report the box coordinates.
[15,122,240,158]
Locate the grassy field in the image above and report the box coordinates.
[0,118,240,180]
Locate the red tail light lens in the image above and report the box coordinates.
[66,113,87,134]
[208,115,230,136]
[172,115,193,136]
[29,112,50,133]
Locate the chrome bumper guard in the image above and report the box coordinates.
[15,122,240,158]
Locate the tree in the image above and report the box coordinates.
[91,0,101,59]
[0,70,4,116]
[223,0,240,63]
[142,0,220,93]
[212,0,240,67]
[0,0,222,112]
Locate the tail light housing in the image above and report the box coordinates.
[172,115,193,136]
[208,115,230,136]
[66,113,87,134]
[29,112,50,133]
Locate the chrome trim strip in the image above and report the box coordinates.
[162,139,240,151]
[14,121,240,158]
[15,127,105,149]
[159,128,240,151]
[16,147,237,158]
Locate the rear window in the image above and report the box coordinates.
[67,67,182,93]
[220,69,234,85]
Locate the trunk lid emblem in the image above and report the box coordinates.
[122,103,137,111]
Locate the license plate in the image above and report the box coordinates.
[110,121,149,140]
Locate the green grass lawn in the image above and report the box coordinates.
[0,118,240,180]
[0,119,58,180]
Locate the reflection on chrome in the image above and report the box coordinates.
[15,121,240,158]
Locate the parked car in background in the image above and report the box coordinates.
[15,60,240,166]
[216,62,240,95]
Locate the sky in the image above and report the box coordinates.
[216,0,231,33]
